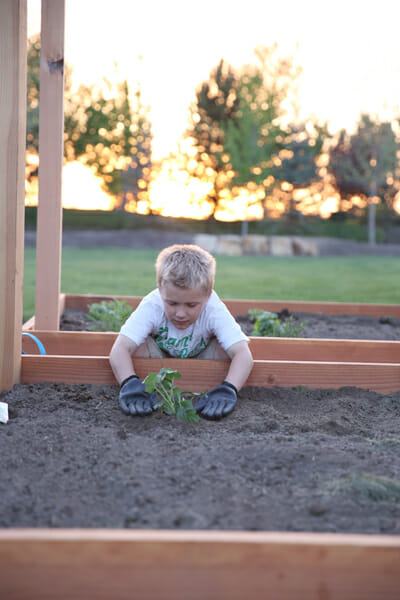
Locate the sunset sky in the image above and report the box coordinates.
[27,0,400,216]
[28,0,400,159]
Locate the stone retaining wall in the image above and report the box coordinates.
[193,234,318,256]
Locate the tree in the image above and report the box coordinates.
[117,83,153,213]
[27,36,153,201]
[220,45,302,231]
[185,59,240,216]
[64,77,151,198]
[328,114,400,244]
[273,120,329,221]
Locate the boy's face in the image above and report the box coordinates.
[159,282,211,330]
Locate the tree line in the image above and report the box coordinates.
[27,35,152,212]
[27,36,400,243]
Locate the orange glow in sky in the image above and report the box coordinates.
[28,0,400,159]
[148,163,214,219]
[27,0,400,219]
[61,162,114,211]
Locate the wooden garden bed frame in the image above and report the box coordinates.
[2,3,400,598]
[21,293,400,394]
[1,529,400,599]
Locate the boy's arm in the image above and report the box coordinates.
[109,334,138,385]
[225,340,254,391]
[194,340,253,420]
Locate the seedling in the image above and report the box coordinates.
[248,308,305,338]
[344,473,400,504]
[87,298,132,331]
[144,368,202,423]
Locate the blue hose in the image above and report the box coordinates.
[22,332,46,355]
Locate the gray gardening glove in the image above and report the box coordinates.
[195,381,237,420]
[119,375,158,416]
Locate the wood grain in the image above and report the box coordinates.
[20,355,400,394]
[34,0,65,330]
[1,529,399,600]
[64,293,400,318]
[0,0,27,392]
[21,330,400,364]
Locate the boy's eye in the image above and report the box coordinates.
[187,303,198,308]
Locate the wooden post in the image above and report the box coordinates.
[0,0,27,392]
[35,0,65,330]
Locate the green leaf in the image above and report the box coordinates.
[180,398,193,409]
[158,368,180,385]
[87,298,132,331]
[176,406,186,420]
[184,409,200,423]
[144,372,158,392]
[143,368,200,424]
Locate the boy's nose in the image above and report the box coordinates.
[176,305,186,317]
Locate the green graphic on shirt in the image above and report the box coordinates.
[155,325,194,357]
[155,327,169,352]
[188,337,207,357]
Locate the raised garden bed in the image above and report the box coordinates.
[2,530,399,599]
[11,293,400,597]
[21,294,400,394]
[2,378,400,597]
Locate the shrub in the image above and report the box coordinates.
[346,473,400,504]
[248,308,305,337]
[87,298,132,331]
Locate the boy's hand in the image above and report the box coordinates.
[195,381,237,420]
[119,375,158,416]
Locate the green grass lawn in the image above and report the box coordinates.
[23,247,400,322]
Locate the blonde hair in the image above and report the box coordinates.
[156,244,216,294]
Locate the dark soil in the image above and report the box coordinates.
[1,382,400,533]
[4,303,400,533]
[236,309,400,341]
[7,234,400,532]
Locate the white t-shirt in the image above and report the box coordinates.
[120,289,249,358]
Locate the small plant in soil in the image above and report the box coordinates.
[248,308,305,337]
[87,298,132,331]
[344,473,400,504]
[144,368,202,423]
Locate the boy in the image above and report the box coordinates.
[109,244,253,420]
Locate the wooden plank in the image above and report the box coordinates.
[21,330,400,364]
[65,293,143,311]
[249,336,400,364]
[22,315,36,331]
[1,530,399,600]
[64,293,400,318]
[59,292,67,317]
[224,299,400,318]
[0,0,27,393]
[22,330,116,356]
[34,0,65,330]
[20,356,400,393]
